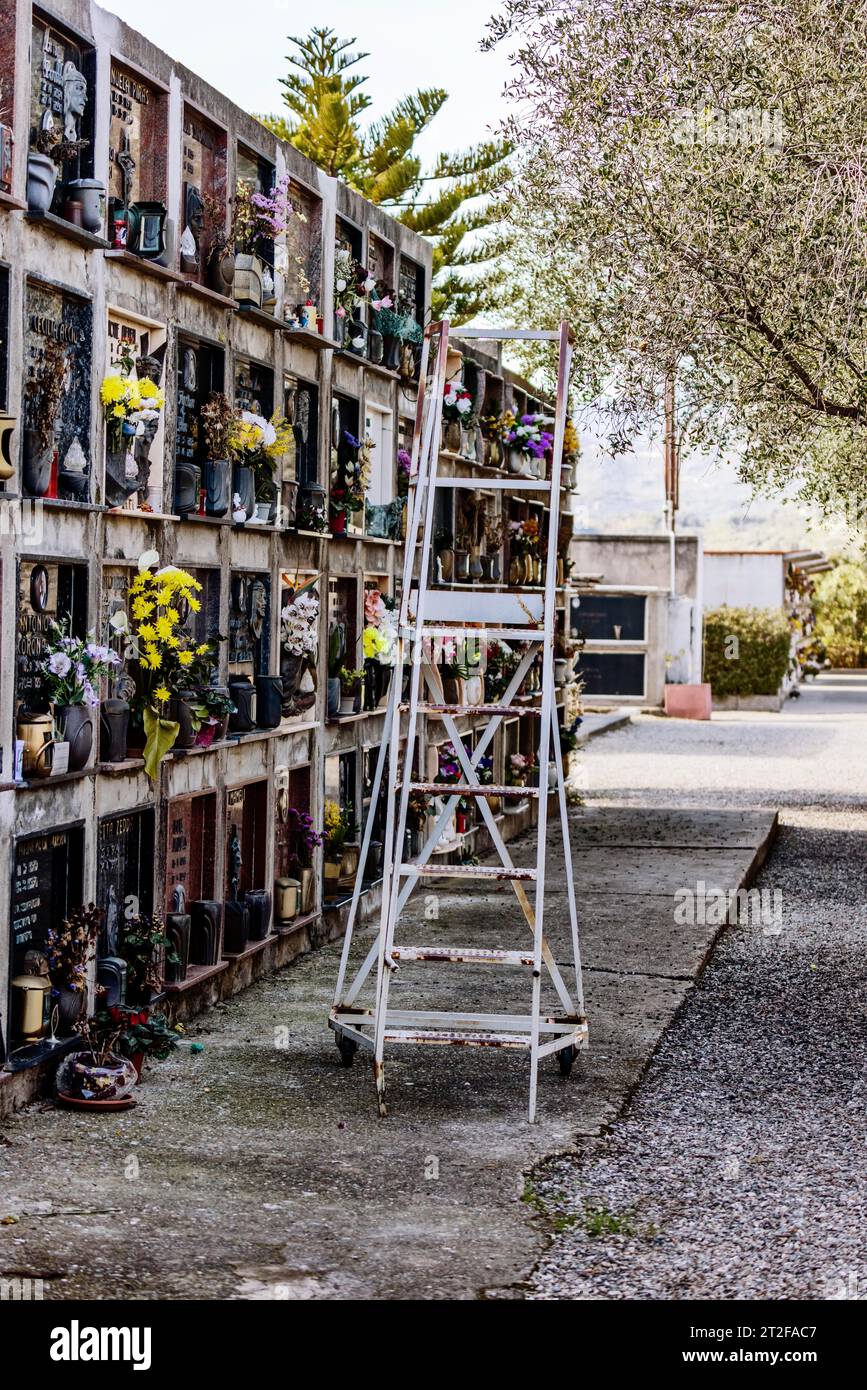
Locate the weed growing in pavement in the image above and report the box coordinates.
[582,1203,638,1238]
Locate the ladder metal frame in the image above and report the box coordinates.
[329,320,587,1121]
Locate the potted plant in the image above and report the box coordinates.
[286,807,323,915]
[198,391,235,517]
[370,281,398,366]
[327,623,345,719]
[118,912,178,1005]
[46,904,102,1035]
[112,551,221,778]
[505,411,554,479]
[202,192,235,294]
[338,665,364,716]
[334,248,367,343]
[229,408,291,523]
[22,339,68,496]
[362,589,398,708]
[100,357,165,509]
[93,1005,184,1082]
[442,381,473,453]
[55,1018,138,1111]
[233,173,296,311]
[40,620,120,771]
[280,579,320,700]
[481,410,507,468]
[323,799,353,892]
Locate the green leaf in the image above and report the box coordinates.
[142,706,180,781]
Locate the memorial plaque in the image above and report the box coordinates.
[16,560,87,709]
[24,281,93,490]
[175,339,224,470]
[108,62,167,205]
[165,792,217,911]
[29,14,95,179]
[225,782,267,899]
[234,358,273,419]
[228,570,270,675]
[96,810,155,957]
[10,825,85,976]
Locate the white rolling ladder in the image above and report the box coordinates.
[329,320,587,1122]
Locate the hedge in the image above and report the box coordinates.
[703,606,791,697]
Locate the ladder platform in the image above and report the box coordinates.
[410,588,544,626]
[406,626,544,641]
[409,782,539,798]
[402,702,542,717]
[384,1027,531,1048]
[392,945,535,966]
[399,862,537,881]
[434,476,551,491]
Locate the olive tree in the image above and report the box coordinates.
[487,0,867,519]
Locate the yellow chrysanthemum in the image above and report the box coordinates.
[165,608,180,626]
[154,686,170,703]
[167,635,180,649]
[196,643,210,656]
[132,597,154,620]
[155,616,174,641]
[178,650,194,667]
[157,588,173,608]
[188,597,201,613]
[144,648,162,669]
[112,404,126,419]
[138,623,157,642]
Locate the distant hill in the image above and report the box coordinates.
[576,429,857,555]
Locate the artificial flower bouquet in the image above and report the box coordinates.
[100,371,165,453]
[40,619,120,708]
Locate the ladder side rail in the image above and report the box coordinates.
[549,699,585,1015]
[399,326,443,630]
[332,667,400,1006]
[338,325,439,1010]
[373,321,452,1113]
[529,321,573,1122]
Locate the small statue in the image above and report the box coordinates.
[62,62,87,143]
[228,826,243,902]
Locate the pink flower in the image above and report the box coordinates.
[336,305,347,318]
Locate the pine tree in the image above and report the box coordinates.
[258,28,510,324]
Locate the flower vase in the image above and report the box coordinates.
[453,548,469,583]
[488,439,503,469]
[509,554,523,586]
[100,698,129,763]
[233,253,264,309]
[468,548,483,582]
[438,548,454,583]
[54,703,93,771]
[508,449,524,474]
[208,249,236,297]
[26,152,57,214]
[443,419,462,453]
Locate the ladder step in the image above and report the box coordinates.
[409,782,539,798]
[392,946,534,966]
[399,862,537,881]
[408,627,543,641]
[403,703,542,717]
[410,588,545,626]
[383,1027,530,1048]
[434,476,551,491]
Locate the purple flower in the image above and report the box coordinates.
[344,431,361,450]
[48,651,72,677]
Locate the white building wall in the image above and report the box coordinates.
[703,553,784,611]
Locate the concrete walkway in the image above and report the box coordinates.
[0,784,775,1299]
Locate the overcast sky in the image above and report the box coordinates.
[100,0,513,159]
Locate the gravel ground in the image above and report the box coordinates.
[530,672,867,1300]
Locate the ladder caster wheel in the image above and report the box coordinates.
[336,1035,358,1067]
[558,1044,576,1078]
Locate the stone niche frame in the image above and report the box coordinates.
[105,304,168,514]
[284,176,323,320]
[21,278,93,502]
[8,820,85,1054]
[15,557,88,724]
[107,57,170,244]
[164,789,219,915]
[174,334,226,516]
[283,372,319,488]
[228,569,271,678]
[180,103,228,285]
[224,779,269,905]
[30,8,97,221]
[96,807,156,959]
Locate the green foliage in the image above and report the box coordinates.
[489,0,867,517]
[583,1204,637,1238]
[703,607,791,697]
[258,27,511,323]
[814,561,867,666]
